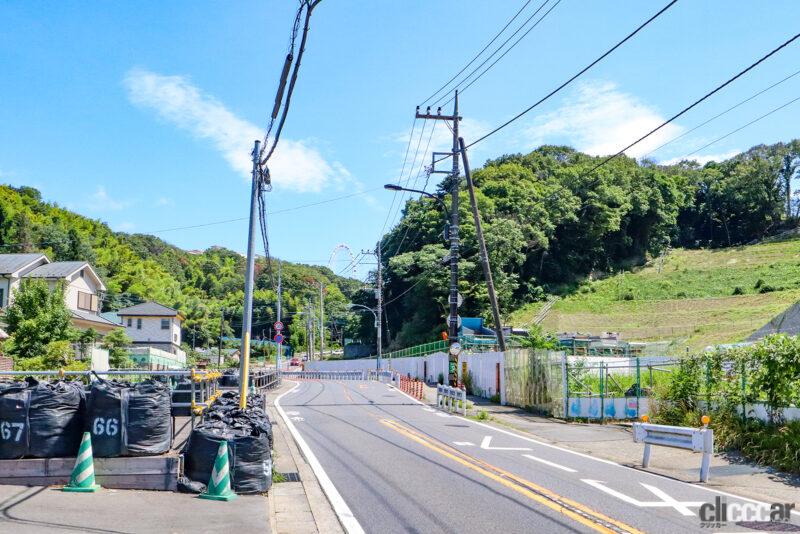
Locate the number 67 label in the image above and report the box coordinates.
[0,421,25,442]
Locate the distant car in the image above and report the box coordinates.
[290,357,300,366]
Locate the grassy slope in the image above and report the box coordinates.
[510,236,800,352]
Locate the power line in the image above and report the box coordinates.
[419,0,537,106]
[439,0,563,106]
[585,31,800,177]
[387,119,429,231]
[380,116,419,238]
[643,67,800,159]
[681,94,800,160]
[432,0,679,168]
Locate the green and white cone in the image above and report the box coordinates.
[199,440,236,501]
[63,432,101,493]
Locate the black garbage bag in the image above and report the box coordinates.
[183,419,272,494]
[86,379,172,457]
[0,378,85,459]
[220,370,237,388]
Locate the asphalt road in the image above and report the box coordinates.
[277,379,800,534]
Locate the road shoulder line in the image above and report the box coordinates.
[274,380,364,534]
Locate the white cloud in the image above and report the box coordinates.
[525,81,683,158]
[124,67,349,193]
[155,196,174,207]
[659,150,739,166]
[88,186,128,211]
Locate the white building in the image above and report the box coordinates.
[117,301,185,357]
[0,253,119,335]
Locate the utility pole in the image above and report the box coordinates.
[276,261,283,370]
[361,243,384,370]
[306,300,313,360]
[318,281,324,359]
[238,139,260,408]
[459,137,506,351]
[376,240,382,371]
[417,91,461,385]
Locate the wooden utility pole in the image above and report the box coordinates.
[459,137,507,351]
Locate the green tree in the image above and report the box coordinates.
[101,328,134,368]
[5,279,73,360]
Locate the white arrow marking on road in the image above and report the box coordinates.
[286,411,300,416]
[522,454,577,473]
[582,480,704,516]
[453,441,475,447]
[290,416,305,422]
[480,436,531,451]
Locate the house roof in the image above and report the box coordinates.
[71,309,120,327]
[23,261,88,279]
[117,301,181,318]
[23,261,107,292]
[0,253,47,275]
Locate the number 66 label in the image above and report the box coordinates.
[92,417,119,436]
[0,421,25,442]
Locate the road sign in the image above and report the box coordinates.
[449,342,461,356]
[456,293,463,308]
[274,333,284,343]
[274,321,284,331]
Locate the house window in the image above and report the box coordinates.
[127,318,132,327]
[161,319,170,330]
[77,291,98,312]
[80,269,85,278]
[137,318,142,330]
[0,288,4,308]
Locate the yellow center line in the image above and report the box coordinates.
[380,418,643,534]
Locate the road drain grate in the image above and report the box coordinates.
[276,472,301,482]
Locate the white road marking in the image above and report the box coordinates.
[290,416,305,422]
[275,381,365,534]
[522,454,577,473]
[387,382,800,519]
[285,411,300,416]
[582,480,704,516]
[480,435,531,451]
[436,412,450,418]
[453,441,475,447]
[423,407,436,412]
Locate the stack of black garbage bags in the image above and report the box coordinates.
[0,377,172,459]
[182,391,273,494]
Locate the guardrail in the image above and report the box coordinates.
[633,416,714,482]
[367,369,395,383]
[437,384,467,416]
[250,369,281,390]
[282,370,366,381]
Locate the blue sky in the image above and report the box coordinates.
[2,1,800,279]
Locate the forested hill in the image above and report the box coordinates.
[0,184,361,351]
[369,140,800,349]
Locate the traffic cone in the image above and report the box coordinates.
[62,432,101,493]
[199,440,237,501]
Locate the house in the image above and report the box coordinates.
[117,301,185,357]
[0,253,119,335]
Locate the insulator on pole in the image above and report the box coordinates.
[272,54,294,119]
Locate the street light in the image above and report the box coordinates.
[348,304,381,371]
[384,184,450,217]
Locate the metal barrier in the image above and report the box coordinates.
[250,369,281,390]
[437,384,467,416]
[282,370,366,381]
[367,369,394,383]
[633,418,714,482]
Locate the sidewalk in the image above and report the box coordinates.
[421,384,800,507]
[266,381,344,534]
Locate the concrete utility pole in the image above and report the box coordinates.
[218,308,225,365]
[376,241,383,371]
[459,137,506,351]
[418,91,462,385]
[238,139,260,407]
[276,261,283,370]
[319,281,324,359]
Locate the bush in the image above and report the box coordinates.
[437,372,445,385]
[732,286,744,295]
[476,410,489,421]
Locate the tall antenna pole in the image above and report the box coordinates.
[238,139,260,408]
